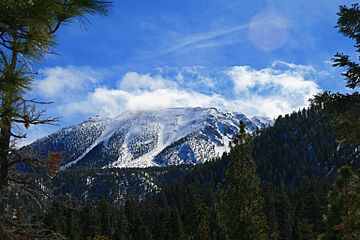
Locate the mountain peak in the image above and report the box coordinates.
[23,107,271,169]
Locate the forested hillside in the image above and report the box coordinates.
[43,107,359,239]
[254,106,359,186]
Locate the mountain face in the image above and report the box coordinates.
[22,107,271,169]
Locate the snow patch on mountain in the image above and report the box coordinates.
[23,107,272,169]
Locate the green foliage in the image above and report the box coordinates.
[39,107,360,240]
[316,5,360,239]
[169,209,186,240]
[0,1,111,238]
[311,92,360,145]
[0,0,112,184]
[333,3,360,89]
[312,3,360,145]
[219,121,268,240]
[320,166,360,240]
[254,107,357,186]
[92,234,110,240]
[195,203,212,240]
[0,0,111,62]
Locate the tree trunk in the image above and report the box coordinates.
[0,38,17,192]
[0,104,11,192]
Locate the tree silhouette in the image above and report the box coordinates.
[312,3,360,145]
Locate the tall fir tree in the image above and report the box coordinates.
[168,209,186,240]
[219,121,268,240]
[321,166,360,239]
[195,203,212,240]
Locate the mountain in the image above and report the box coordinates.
[41,108,360,240]
[22,107,272,169]
[39,107,359,206]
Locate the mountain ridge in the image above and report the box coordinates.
[22,107,272,169]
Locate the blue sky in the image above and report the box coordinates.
[20,0,356,145]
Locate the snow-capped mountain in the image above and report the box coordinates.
[22,107,272,169]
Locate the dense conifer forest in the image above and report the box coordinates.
[42,107,360,240]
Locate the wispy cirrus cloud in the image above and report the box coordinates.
[137,24,250,60]
[137,10,290,59]
[160,25,249,55]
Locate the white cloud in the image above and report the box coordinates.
[58,87,228,117]
[226,63,320,116]
[35,62,323,120]
[227,64,319,95]
[119,72,178,91]
[36,65,102,98]
[58,87,130,116]
[125,89,224,112]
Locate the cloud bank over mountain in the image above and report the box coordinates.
[34,61,321,119]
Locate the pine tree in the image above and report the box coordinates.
[65,208,82,240]
[311,3,360,145]
[219,121,268,240]
[320,166,360,239]
[46,202,66,234]
[0,0,111,193]
[333,3,360,89]
[80,202,101,239]
[293,200,314,240]
[168,209,186,240]
[115,209,130,240]
[274,190,294,239]
[195,203,212,240]
[98,198,115,237]
[0,1,111,238]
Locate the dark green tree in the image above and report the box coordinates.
[168,209,186,240]
[98,198,115,237]
[46,202,66,234]
[333,3,360,89]
[80,202,101,239]
[195,203,212,240]
[320,166,360,240]
[312,3,360,145]
[219,121,268,240]
[65,208,82,240]
[274,190,294,239]
[115,209,129,240]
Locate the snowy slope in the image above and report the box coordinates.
[22,107,272,169]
